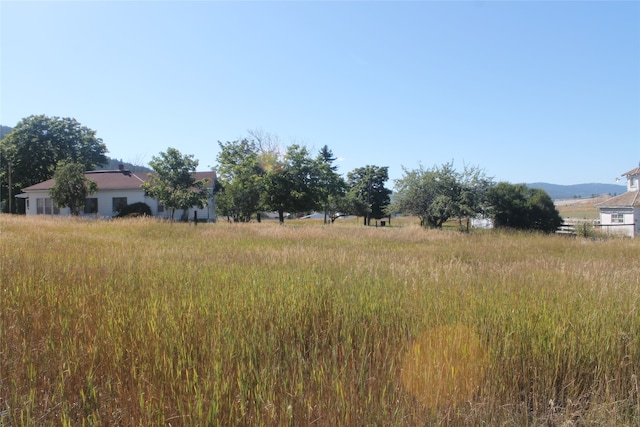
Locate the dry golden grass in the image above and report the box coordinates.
[555,195,612,220]
[1,215,639,425]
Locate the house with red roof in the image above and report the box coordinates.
[597,166,640,237]
[18,166,217,222]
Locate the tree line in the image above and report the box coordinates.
[1,115,562,232]
[215,135,392,225]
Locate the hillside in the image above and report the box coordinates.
[97,158,152,173]
[0,125,13,139]
[527,182,626,200]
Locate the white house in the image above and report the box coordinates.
[597,166,640,237]
[19,167,217,222]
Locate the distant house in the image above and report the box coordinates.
[596,166,640,237]
[18,166,217,222]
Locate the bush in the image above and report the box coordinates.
[115,202,152,218]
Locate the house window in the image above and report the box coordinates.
[84,198,98,214]
[157,203,165,213]
[112,197,127,213]
[36,198,59,215]
[612,213,624,224]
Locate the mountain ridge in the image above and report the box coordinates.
[526,182,626,200]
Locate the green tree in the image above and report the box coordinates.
[393,162,493,229]
[262,144,318,224]
[451,163,494,231]
[142,148,210,220]
[0,115,108,211]
[49,161,98,216]
[346,165,392,226]
[315,145,346,224]
[215,139,265,222]
[392,163,455,228]
[486,182,563,233]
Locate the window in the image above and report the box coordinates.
[36,198,59,215]
[157,203,165,213]
[84,198,98,214]
[112,197,127,213]
[612,213,624,224]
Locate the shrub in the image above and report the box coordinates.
[115,202,152,218]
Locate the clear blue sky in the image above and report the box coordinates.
[2,1,639,187]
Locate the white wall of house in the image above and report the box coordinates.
[146,191,216,222]
[24,188,148,217]
[599,207,639,237]
[95,189,148,217]
[23,189,216,221]
[24,190,65,216]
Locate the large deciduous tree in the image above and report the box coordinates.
[215,139,265,222]
[0,115,108,211]
[393,162,493,229]
[142,148,210,220]
[486,182,563,233]
[346,165,392,226]
[49,161,98,216]
[392,163,457,228]
[454,164,494,231]
[262,144,318,224]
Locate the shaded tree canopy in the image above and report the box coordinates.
[215,139,265,222]
[262,144,318,224]
[215,136,345,224]
[49,161,98,216]
[392,162,493,229]
[486,182,563,233]
[142,148,210,220]
[0,115,108,208]
[346,165,392,225]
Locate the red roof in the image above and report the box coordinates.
[622,167,640,177]
[22,170,216,192]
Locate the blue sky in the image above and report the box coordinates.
[2,1,639,187]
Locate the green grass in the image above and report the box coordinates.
[1,215,639,425]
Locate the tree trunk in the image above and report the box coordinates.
[278,210,285,224]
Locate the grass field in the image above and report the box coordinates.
[1,215,639,425]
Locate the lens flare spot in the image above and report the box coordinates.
[401,324,487,409]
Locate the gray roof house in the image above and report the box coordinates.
[596,166,640,237]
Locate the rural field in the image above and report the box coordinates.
[554,196,610,221]
[1,215,639,426]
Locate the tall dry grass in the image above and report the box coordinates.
[1,215,639,425]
